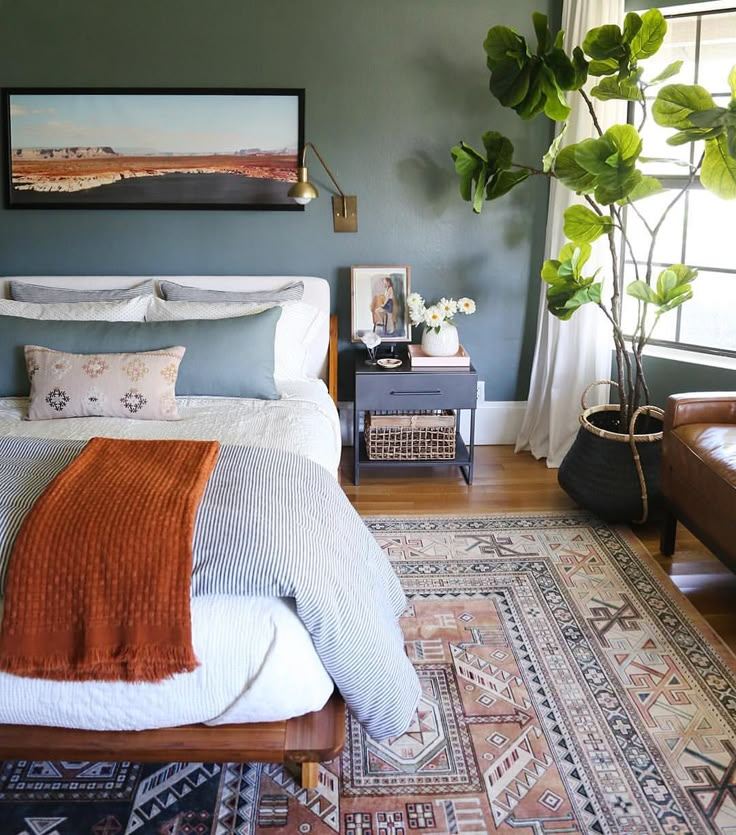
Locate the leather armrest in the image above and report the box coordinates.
[664,392,736,432]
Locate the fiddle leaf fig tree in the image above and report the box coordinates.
[452,9,736,427]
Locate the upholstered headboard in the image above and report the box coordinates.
[1,276,331,382]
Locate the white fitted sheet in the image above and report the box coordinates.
[0,381,340,730]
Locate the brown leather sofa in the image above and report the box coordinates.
[660,392,736,570]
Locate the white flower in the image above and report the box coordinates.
[439,297,458,317]
[360,332,381,349]
[407,292,423,308]
[408,302,426,326]
[457,297,476,315]
[424,305,444,329]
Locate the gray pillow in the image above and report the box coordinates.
[159,279,304,303]
[0,308,281,399]
[8,279,155,303]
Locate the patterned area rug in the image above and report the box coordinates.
[2,513,736,835]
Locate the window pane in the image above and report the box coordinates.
[679,270,736,351]
[696,12,736,91]
[685,188,736,270]
[647,15,697,85]
[624,192,686,265]
[639,110,693,176]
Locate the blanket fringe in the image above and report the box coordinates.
[0,646,199,682]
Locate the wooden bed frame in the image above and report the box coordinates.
[0,282,344,790]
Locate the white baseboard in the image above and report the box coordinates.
[339,400,528,447]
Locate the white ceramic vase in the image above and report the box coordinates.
[421,321,459,356]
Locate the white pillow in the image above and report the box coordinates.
[146,298,327,380]
[0,297,151,322]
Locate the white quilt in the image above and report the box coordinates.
[0,381,341,730]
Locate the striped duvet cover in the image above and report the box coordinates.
[0,436,421,740]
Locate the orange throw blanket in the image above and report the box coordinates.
[0,437,219,682]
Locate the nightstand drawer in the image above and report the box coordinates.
[356,371,477,411]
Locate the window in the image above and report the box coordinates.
[622,5,736,357]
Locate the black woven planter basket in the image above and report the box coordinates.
[558,404,663,524]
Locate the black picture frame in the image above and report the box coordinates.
[2,87,305,210]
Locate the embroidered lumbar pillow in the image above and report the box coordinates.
[24,345,185,421]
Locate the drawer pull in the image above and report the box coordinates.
[390,389,442,396]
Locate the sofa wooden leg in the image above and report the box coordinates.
[660,509,677,556]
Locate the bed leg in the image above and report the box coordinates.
[301,761,319,789]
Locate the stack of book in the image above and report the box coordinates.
[408,344,471,368]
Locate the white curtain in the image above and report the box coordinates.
[515,0,625,467]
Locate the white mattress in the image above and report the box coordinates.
[0,378,342,476]
[0,381,340,730]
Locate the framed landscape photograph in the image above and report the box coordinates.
[2,88,304,209]
[350,266,411,343]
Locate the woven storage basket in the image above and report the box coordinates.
[365,411,456,460]
[557,381,664,524]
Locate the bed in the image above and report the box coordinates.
[0,275,419,788]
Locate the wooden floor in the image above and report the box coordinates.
[339,445,736,654]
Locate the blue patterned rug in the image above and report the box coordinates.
[2,513,736,834]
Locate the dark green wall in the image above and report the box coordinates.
[643,356,736,406]
[0,0,559,400]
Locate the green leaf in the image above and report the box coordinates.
[543,126,567,173]
[583,24,625,62]
[666,127,723,146]
[729,65,736,100]
[701,134,736,199]
[545,48,578,91]
[451,142,488,203]
[559,241,591,267]
[626,281,659,304]
[540,65,571,120]
[570,46,589,89]
[688,107,728,129]
[486,168,530,200]
[563,204,613,243]
[629,9,666,61]
[541,259,562,284]
[653,84,716,128]
[594,170,642,205]
[656,268,678,298]
[657,288,693,314]
[482,131,514,171]
[620,175,663,203]
[591,75,643,102]
[554,145,597,193]
[729,125,736,160]
[668,264,698,283]
[607,124,643,162]
[489,58,532,108]
[532,12,551,54]
[472,163,488,212]
[622,13,643,45]
[648,60,683,85]
[588,58,619,77]
[513,63,545,119]
[484,26,527,65]
[575,137,616,176]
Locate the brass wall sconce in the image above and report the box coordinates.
[288,142,358,233]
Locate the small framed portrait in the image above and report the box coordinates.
[350,266,411,343]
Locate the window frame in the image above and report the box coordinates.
[622,4,736,359]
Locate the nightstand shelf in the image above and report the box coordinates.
[353,354,477,485]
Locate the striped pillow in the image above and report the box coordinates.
[9,280,155,303]
[158,279,304,303]
[0,297,151,322]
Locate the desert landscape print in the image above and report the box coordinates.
[5,90,302,207]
